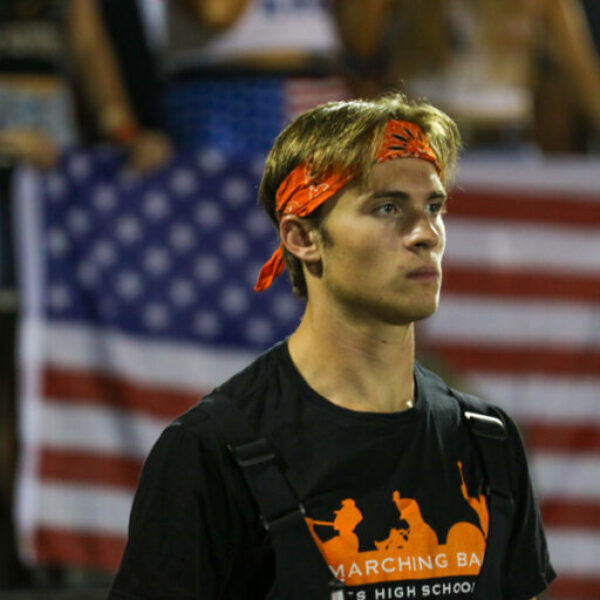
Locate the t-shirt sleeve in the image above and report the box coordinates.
[500,410,557,599]
[107,419,243,599]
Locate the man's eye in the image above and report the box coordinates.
[374,203,397,215]
[427,202,447,215]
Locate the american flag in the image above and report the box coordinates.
[13,149,600,598]
[422,157,600,599]
[14,148,303,570]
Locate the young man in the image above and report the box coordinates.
[108,94,556,599]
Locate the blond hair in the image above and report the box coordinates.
[258,92,461,298]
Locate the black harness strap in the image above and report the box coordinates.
[200,393,345,600]
[451,390,515,599]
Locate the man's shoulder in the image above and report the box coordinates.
[416,361,510,424]
[172,340,289,435]
[215,340,288,405]
[416,361,521,445]
[415,361,463,415]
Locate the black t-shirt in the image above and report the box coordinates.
[109,340,555,599]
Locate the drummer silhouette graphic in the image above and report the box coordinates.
[305,462,488,586]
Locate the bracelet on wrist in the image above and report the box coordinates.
[110,121,139,146]
[100,105,139,146]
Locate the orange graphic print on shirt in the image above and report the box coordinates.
[305,462,488,586]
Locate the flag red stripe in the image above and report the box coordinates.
[40,448,143,489]
[443,266,600,302]
[287,82,348,96]
[40,445,600,531]
[43,367,202,419]
[35,527,125,571]
[549,576,600,599]
[522,423,600,453]
[542,499,600,530]
[429,344,600,376]
[449,190,600,225]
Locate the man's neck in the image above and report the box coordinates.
[288,302,416,414]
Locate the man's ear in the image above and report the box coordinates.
[279,215,321,264]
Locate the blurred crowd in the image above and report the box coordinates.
[1,0,600,594]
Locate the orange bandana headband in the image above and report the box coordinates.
[254,120,441,292]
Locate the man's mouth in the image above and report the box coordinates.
[406,266,440,281]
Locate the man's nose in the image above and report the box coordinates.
[404,212,441,249]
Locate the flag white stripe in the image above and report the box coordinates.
[425,295,600,348]
[444,219,600,273]
[531,453,600,499]
[14,168,47,541]
[465,374,600,424]
[457,156,600,197]
[546,528,600,577]
[45,322,257,391]
[37,482,133,535]
[34,485,600,572]
[39,402,168,459]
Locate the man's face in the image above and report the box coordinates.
[313,158,447,325]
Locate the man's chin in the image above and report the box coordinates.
[401,293,440,322]
[403,304,438,324]
[376,300,439,326]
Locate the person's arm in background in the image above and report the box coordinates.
[0,129,59,170]
[68,0,172,173]
[175,0,251,30]
[332,0,396,97]
[544,0,600,133]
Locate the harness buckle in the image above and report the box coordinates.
[464,411,506,441]
[228,438,276,467]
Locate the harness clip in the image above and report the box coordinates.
[464,411,506,441]
[228,438,276,467]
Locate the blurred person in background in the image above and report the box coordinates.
[163,0,396,154]
[97,0,169,135]
[0,0,172,590]
[534,0,600,152]
[0,0,172,173]
[383,0,600,153]
[583,0,600,52]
